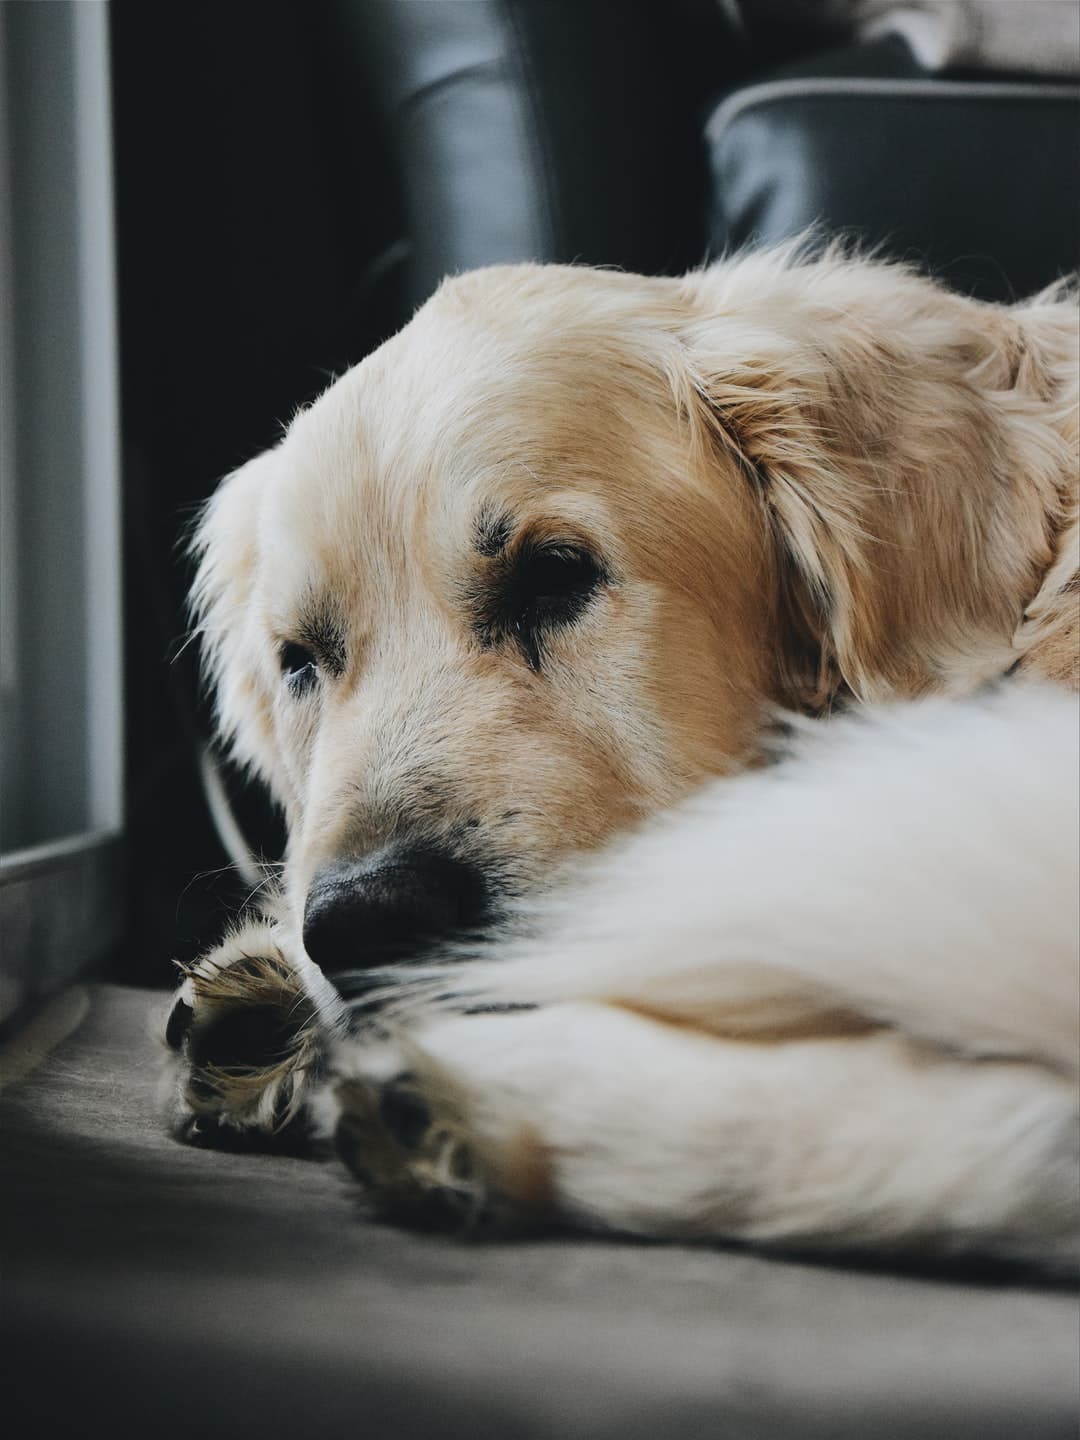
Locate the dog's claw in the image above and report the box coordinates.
[164,996,193,1052]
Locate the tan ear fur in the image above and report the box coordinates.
[676,247,1078,705]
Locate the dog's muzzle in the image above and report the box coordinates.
[302,841,489,973]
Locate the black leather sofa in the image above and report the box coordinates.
[354,0,1079,307]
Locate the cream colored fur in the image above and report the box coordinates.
[170,244,1079,1266]
[327,684,1077,1265]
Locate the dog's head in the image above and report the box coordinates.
[193,251,1069,971]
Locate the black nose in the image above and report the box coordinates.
[302,842,488,973]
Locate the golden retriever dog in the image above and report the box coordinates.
[166,244,1079,1269]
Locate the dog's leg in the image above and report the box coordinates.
[164,919,345,1149]
[332,1003,1079,1269]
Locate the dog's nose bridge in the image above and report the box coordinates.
[302,840,489,973]
[310,674,501,862]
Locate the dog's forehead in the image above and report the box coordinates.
[260,266,694,600]
[284,266,682,494]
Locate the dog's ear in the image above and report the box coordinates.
[189,448,280,781]
[674,252,1074,707]
[670,292,871,710]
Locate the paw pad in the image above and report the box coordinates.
[333,1073,483,1231]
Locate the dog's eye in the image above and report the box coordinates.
[471,537,607,668]
[503,544,605,668]
[280,642,319,694]
[513,546,602,627]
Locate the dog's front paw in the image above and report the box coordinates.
[164,924,336,1152]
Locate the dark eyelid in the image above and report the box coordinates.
[280,640,316,674]
[279,640,319,696]
[471,534,608,670]
[288,602,347,678]
[515,542,605,601]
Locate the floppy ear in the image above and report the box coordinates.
[189,448,281,784]
[676,250,1075,706]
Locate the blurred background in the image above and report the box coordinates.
[1,0,1078,1017]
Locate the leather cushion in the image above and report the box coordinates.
[346,0,740,305]
[707,67,1080,301]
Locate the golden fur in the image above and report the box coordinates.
[193,247,1077,910]
[168,245,1079,1262]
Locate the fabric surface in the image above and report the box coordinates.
[2,983,1077,1439]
